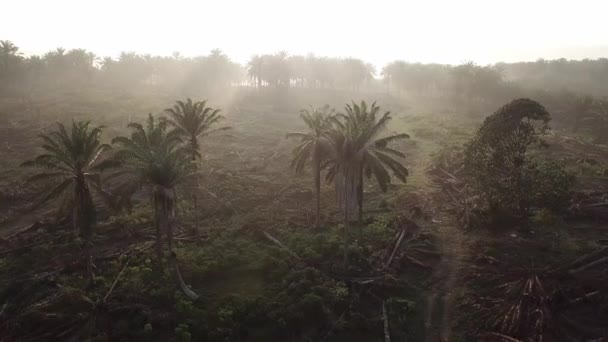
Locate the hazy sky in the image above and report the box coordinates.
[2,0,607,67]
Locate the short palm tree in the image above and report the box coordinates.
[287,105,334,228]
[21,120,112,278]
[111,114,190,259]
[165,98,230,162]
[325,101,409,265]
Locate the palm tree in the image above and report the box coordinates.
[343,101,410,220]
[287,105,334,228]
[0,40,23,76]
[248,55,263,88]
[164,98,230,224]
[21,121,112,278]
[325,101,409,265]
[165,98,231,162]
[111,114,199,299]
[111,114,190,259]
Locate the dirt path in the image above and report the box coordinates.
[424,216,469,341]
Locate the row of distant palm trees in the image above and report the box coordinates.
[22,99,408,279]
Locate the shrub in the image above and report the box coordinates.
[523,159,575,213]
[464,98,552,219]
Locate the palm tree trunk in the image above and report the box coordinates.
[314,153,321,228]
[357,165,363,222]
[75,175,94,280]
[165,195,174,253]
[343,197,349,268]
[153,190,163,261]
[191,155,199,227]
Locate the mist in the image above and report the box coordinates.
[1,1,608,341]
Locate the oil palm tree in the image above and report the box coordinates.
[0,40,23,77]
[287,105,334,228]
[111,114,190,259]
[165,98,230,223]
[21,120,112,278]
[165,98,231,162]
[325,101,409,265]
[341,101,410,220]
[111,114,198,299]
[248,55,263,88]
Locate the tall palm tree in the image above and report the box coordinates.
[21,120,112,278]
[165,99,230,223]
[341,101,410,220]
[165,98,231,162]
[111,114,199,299]
[287,105,334,228]
[325,101,409,265]
[111,114,190,259]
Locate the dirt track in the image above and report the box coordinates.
[425,214,470,341]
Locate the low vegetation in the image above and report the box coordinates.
[1,41,608,341]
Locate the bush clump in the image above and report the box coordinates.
[464,98,574,221]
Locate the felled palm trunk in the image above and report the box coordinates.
[163,188,199,300]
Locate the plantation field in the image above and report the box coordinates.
[1,87,607,341]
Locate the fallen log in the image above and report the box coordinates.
[549,247,608,274]
[101,259,130,304]
[262,231,300,259]
[569,256,608,274]
[569,291,600,305]
[382,301,391,342]
[479,332,523,342]
[402,255,431,269]
[170,252,199,300]
[385,229,406,268]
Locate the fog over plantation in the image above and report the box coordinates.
[1,1,608,341]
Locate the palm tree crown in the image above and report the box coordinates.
[287,105,335,227]
[326,101,409,221]
[111,114,191,257]
[287,105,334,173]
[165,98,230,161]
[111,114,189,190]
[22,120,112,279]
[22,120,111,236]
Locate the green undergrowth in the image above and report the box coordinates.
[0,209,436,341]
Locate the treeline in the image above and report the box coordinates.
[1,40,607,142]
[2,40,608,97]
